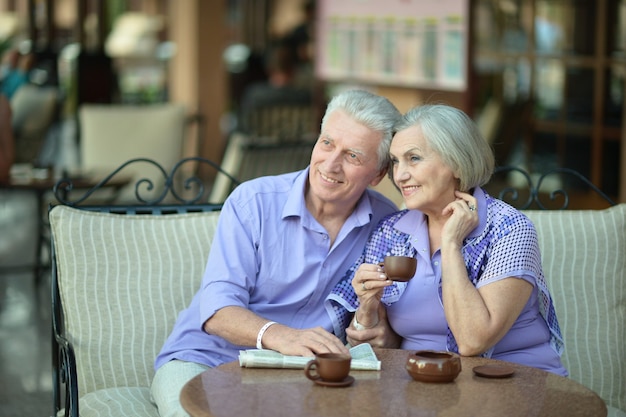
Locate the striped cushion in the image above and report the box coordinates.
[79,387,158,417]
[49,205,221,401]
[525,204,626,413]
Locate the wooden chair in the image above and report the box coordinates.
[11,84,59,164]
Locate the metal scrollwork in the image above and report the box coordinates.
[491,166,616,210]
[53,157,241,207]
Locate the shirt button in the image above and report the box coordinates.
[323,235,328,240]
[434,261,439,266]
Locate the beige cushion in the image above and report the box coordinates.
[78,104,187,202]
[79,387,159,417]
[525,204,626,413]
[49,205,221,400]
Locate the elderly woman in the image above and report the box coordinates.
[327,104,567,376]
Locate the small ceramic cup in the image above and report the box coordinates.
[380,256,417,282]
[304,353,352,382]
[405,350,462,383]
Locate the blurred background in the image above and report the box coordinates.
[0,0,623,198]
[0,1,624,416]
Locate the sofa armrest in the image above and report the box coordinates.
[50,204,222,417]
[524,204,626,413]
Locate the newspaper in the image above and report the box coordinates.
[238,343,381,370]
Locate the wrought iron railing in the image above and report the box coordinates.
[52,161,618,210]
[52,156,241,207]
[486,166,617,210]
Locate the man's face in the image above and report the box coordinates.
[307,110,385,209]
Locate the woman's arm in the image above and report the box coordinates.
[439,191,533,356]
[345,304,402,348]
[440,242,532,356]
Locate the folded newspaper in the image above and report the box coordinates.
[238,343,381,370]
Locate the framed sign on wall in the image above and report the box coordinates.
[315,0,469,91]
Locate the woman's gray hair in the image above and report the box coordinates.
[396,104,494,191]
[321,90,401,171]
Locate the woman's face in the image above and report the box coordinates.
[389,125,458,215]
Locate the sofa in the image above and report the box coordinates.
[49,162,626,417]
[524,205,626,417]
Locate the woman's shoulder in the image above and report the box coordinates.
[378,209,410,227]
[485,194,536,233]
[369,210,416,244]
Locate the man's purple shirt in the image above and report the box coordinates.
[155,168,397,369]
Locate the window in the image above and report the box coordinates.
[472,0,625,199]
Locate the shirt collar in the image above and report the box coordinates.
[468,187,488,239]
[282,166,375,228]
[282,167,309,219]
[393,186,488,239]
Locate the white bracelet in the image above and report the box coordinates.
[256,321,277,349]
[352,311,378,331]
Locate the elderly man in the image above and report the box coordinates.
[151,89,401,417]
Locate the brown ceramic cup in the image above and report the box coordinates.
[380,256,417,282]
[304,353,351,382]
[405,350,462,383]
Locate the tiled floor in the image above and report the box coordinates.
[0,191,53,417]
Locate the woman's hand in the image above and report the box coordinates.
[346,304,401,348]
[441,190,479,247]
[351,263,392,327]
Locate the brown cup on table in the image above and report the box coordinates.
[405,350,462,383]
[380,256,417,282]
[304,353,351,382]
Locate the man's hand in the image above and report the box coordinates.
[263,324,350,357]
[346,305,401,348]
[204,306,349,357]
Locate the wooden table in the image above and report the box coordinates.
[180,348,607,417]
